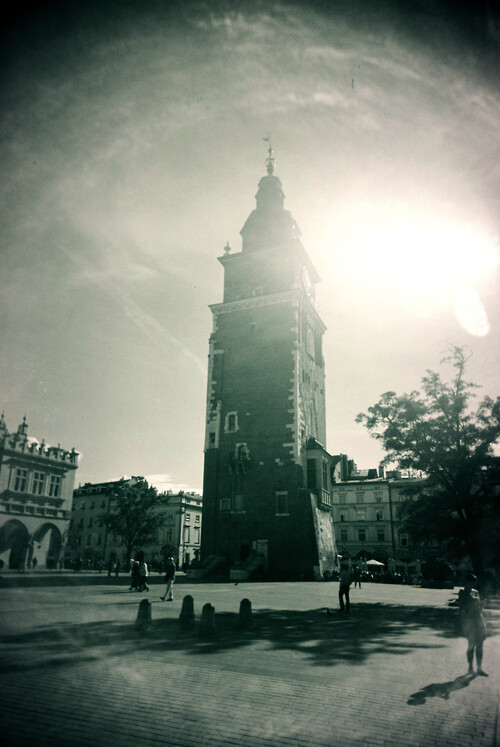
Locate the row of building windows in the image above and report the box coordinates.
[71,513,201,530]
[339,510,385,522]
[13,468,62,498]
[336,493,382,504]
[75,526,200,547]
[339,528,411,545]
[219,492,289,515]
[3,503,63,517]
[74,532,135,548]
[71,517,100,529]
[74,499,108,511]
[165,511,199,522]
[339,528,390,543]
[335,491,408,504]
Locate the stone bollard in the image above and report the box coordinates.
[179,594,195,630]
[237,598,252,629]
[135,598,152,629]
[199,602,216,636]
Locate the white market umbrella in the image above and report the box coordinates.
[366,559,385,566]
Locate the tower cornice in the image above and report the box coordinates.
[209,288,326,332]
[217,243,320,284]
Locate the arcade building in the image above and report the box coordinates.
[0,414,79,569]
[201,147,339,580]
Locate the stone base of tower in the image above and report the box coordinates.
[201,480,338,582]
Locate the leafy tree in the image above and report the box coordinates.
[356,346,500,571]
[99,477,168,567]
[160,543,178,564]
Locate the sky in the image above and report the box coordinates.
[1,0,499,494]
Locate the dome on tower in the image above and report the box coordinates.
[240,144,301,253]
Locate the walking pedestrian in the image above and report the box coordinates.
[32,556,38,571]
[115,558,121,577]
[136,550,149,591]
[160,556,176,601]
[454,573,488,676]
[353,565,362,589]
[338,564,352,613]
[129,559,140,590]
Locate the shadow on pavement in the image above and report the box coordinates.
[407,673,475,704]
[0,574,165,588]
[0,601,472,674]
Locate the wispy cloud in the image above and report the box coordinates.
[145,473,202,495]
[61,245,207,374]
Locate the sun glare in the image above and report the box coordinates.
[318,203,498,334]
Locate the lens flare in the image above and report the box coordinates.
[454,287,490,337]
[317,203,498,333]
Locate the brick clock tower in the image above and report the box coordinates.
[201,146,337,580]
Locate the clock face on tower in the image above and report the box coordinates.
[301,265,313,297]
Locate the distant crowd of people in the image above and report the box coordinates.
[323,567,422,586]
[127,551,177,600]
[67,556,174,574]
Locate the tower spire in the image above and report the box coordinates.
[263,135,276,175]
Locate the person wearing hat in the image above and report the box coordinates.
[456,573,488,676]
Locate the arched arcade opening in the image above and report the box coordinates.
[0,520,30,570]
[32,523,63,569]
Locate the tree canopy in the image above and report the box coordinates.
[99,477,167,564]
[356,346,500,570]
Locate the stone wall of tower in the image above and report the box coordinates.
[295,302,327,448]
[201,291,331,578]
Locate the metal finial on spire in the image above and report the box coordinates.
[263,135,276,175]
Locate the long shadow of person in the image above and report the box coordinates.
[407,674,475,705]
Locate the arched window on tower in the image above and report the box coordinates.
[225,411,238,433]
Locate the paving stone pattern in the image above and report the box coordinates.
[0,580,498,746]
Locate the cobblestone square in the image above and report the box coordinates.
[0,577,498,746]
